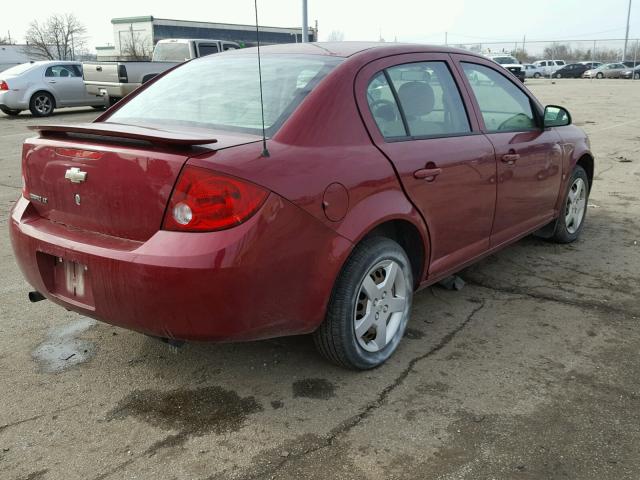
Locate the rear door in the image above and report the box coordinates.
[452,55,563,247]
[44,65,85,106]
[355,53,497,277]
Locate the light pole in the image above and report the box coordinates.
[623,0,633,61]
[302,0,309,43]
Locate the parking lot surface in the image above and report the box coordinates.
[1,79,639,480]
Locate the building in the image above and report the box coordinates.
[96,16,317,60]
[0,44,32,72]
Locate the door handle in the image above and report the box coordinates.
[501,153,520,165]
[47,80,56,84]
[414,167,442,181]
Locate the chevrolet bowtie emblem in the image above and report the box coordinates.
[65,167,87,183]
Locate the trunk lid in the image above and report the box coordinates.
[23,123,260,241]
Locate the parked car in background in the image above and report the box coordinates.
[579,61,603,69]
[523,64,543,78]
[621,65,640,79]
[552,63,588,78]
[584,63,628,78]
[533,59,566,76]
[484,53,525,82]
[623,61,639,68]
[0,61,104,117]
[10,43,594,369]
[83,38,240,103]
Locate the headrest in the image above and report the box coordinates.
[397,81,435,118]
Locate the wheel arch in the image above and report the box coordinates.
[30,89,57,108]
[360,218,427,288]
[576,154,594,191]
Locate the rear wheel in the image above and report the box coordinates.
[635,73,640,80]
[314,237,413,370]
[29,92,55,117]
[533,72,541,78]
[550,166,589,243]
[0,106,21,116]
[555,73,562,78]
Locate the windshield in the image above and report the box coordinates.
[493,57,519,65]
[109,54,343,136]
[1,62,36,76]
[152,43,192,62]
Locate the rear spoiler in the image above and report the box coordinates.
[28,122,218,146]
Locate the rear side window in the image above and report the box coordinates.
[387,62,470,137]
[45,65,79,78]
[462,63,536,133]
[198,44,219,56]
[366,61,470,139]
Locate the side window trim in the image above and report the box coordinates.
[382,69,410,137]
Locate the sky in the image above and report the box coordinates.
[2,0,639,50]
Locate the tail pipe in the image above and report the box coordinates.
[28,291,46,303]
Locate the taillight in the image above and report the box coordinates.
[0,80,8,90]
[163,166,268,232]
[118,65,128,83]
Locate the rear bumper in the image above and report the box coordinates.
[0,90,28,110]
[84,82,139,99]
[10,195,352,341]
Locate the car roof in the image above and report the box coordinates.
[228,41,481,59]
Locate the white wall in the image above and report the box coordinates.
[0,45,31,72]
[112,21,154,56]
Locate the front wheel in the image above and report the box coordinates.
[596,72,604,79]
[550,166,589,243]
[635,73,640,80]
[314,237,413,370]
[0,106,21,116]
[555,73,562,79]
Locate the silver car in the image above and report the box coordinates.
[0,61,105,117]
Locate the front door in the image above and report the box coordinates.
[355,54,497,278]
[453,57,563,247]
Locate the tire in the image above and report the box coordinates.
[549,166,590,243]
[635,73,640,80]
[29,92,55,117]
[533,73,541,78]
[555,73,562,79]
[596,72,604,79]
[92,105,106,110]
[314,237,414,370]
[0,106,21,116]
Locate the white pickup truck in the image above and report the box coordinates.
[83,38,240,103]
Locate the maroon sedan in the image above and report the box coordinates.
[10,43,593,369]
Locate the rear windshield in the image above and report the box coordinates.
[152,43,192,62]
[1,62,36,76]
[493,57,519,65]
[108,54,343,136]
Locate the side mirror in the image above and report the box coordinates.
[544,105,571,128]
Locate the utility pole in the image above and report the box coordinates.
[445,32,448,45]
[302,0,309,43]
[623,0,632,61]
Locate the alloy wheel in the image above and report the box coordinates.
[353,259,408,353]
[34,95,53,115]
[565,177,587,234]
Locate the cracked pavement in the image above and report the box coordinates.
[1,79,640,479]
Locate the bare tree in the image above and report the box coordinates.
[0,36,13,45]
[119,25,152,60]
[24,13,86,60]
[326,30,345,42]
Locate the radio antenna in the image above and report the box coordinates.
[254,0,270,157]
